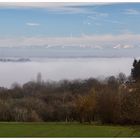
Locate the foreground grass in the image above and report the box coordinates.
[0,122,139,137]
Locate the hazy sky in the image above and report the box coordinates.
[0,2,140,54]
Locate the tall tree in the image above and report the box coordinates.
[131,59,140,81]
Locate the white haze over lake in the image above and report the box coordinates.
[0,57,136,88]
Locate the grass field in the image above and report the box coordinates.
[0,122,139,137]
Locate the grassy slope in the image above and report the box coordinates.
[0,122,139,137]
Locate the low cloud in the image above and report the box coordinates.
[26,22,40,26]
[88,16,123,25]
[0,2,109,9]
[0,2,110,15]
[124,9,140,15]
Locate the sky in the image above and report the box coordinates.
[0,2,140,57]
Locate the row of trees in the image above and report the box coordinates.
[0,59,139,124]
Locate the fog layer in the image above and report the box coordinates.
[0,57,134,88]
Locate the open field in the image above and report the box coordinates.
[0,122,139,137]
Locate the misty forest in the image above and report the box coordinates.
[0,59,139,125]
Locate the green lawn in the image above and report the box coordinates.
[0,122,139,137]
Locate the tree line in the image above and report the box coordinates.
[0,59,140,124]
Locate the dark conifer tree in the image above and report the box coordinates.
[131,59,140,81]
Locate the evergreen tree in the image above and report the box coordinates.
[131,59,140,81]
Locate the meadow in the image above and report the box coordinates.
[0,122,139,137]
